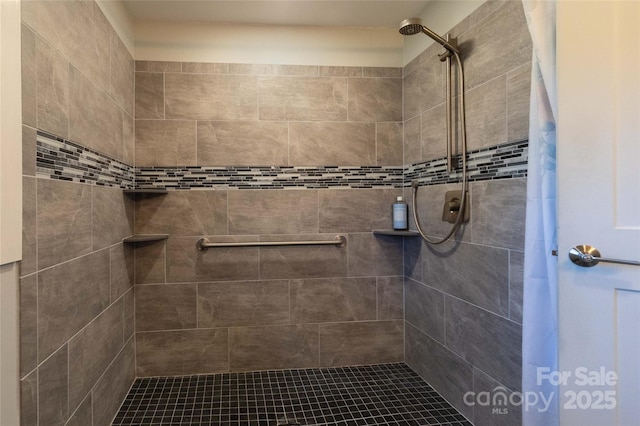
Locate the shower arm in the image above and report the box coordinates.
[412,49,468,245]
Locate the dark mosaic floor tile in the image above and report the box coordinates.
[112,363,471,425]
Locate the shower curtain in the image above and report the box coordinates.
[521,1,558,425]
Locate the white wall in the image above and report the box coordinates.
[134,21,403,67]
[0,1,22,423]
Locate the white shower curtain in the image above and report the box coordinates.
[521,1,558,425]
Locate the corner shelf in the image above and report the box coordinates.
[373,230,421,237]
[123,189,168,195]
[123,234,169,244]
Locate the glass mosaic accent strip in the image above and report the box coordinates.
[134,165,405,190]
[405,140,529,187]
[112,363,472,426]
[35,129,527,191]
[35,131,134,189]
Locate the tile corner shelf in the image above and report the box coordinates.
[373,230,421,237]
[123,189,168,195]
[123,234,169,244]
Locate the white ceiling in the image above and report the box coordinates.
[121,0,432,28]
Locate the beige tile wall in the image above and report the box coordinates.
[133,188,405,375]
[134,62,403,167]
[20,1,135,425]
[402,2,531,425]
[132,58,406,376]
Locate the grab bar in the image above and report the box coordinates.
[196,235,346,251]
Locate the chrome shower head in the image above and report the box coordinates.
[398,17,459,55]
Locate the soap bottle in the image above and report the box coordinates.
[393,196,408,230]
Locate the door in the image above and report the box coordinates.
[557,1,640,425]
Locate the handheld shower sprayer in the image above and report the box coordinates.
[399,18,469,245]
[398,18,459,55]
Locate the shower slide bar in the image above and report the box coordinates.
[196,235,346,251]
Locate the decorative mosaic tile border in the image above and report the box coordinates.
[36,131,134,189]
[405,140,528,187]
[135,165,405,190]
[35,130,527,190]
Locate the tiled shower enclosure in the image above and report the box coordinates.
[19,1,530,425]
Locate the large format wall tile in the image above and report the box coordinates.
[463,75,507,151]
[22,177,37,276]
[403,115,421,165]
[404,278,445,343]
[135,284,197,331]
[260,234,348,280]
[405,324,473,419]
[136,329,228,377]
[197,120,288,166]
[166,237,260,282]
[445,297,522,391]
[377,276,404,320]
[229,325,319,371]
[69,66,123,160]
[135,119,196,166]
[473,368,522,426]
[20,371,37,426]
[348,233,403,277]
[319,320,403,367]
[20,275,37,378]
[403,57,443,120]
[38,345,69,426]
[165,73,258,120]
[68,301,123,412]
[36,37,69,138]
[37,179,92,269]
[228,190,318,235]
[136,60,181,72]
[198,280,289,327]
[258,76,347,121]
[38,250,110,362]
[507,63,531,143]
[348,78,402,122]
[22,125,37,177]
[319,188,398,233]
[110,35,134,116]
[376,122,403,166]
[92,186,133,250]
[66,395,93,426]
[135,72,164,119]
[92,339,135,426]
[458,0,532,91]
[471,179,526,250]
[289,122,376,166]
[421,103,447,161]
[35,0,111,93]
[421,241,509,317]
[290,277,376,323]
[510,250,524,324]
[111,243,134,302]
[134,240,166,284]
[135,191,227,236]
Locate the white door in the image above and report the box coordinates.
[557,1,640,425]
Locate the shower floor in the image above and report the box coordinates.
[112,363,471,426]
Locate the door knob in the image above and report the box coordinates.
[568,245,640,267]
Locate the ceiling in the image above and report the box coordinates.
[121,0,432,28]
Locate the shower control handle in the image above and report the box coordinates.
[568,245,640,267]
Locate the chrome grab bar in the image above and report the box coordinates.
[568,244,640,267]
[196,235,346,251]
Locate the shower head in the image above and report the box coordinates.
[398,18,424,36]
[398,17,459,55]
